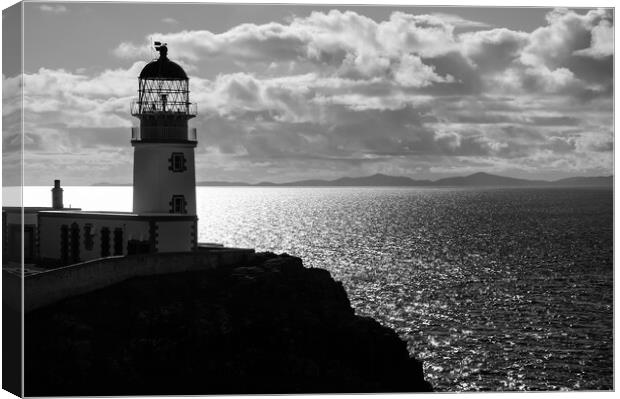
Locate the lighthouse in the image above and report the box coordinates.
[130,42,198,215]
[16,42,202,265]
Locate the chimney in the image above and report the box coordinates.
[52,179,63,209]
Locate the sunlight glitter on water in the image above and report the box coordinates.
[197,186,613,391]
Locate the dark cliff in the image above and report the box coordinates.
[25,253,432,396]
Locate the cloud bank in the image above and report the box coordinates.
[5,8,613,184]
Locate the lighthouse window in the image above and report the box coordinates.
[113,228,124,256]
[60,225,69,264]
[70,223,80,263]
[168,152,187,172]
[170,195,187,214]
[83,223,94,251]
[100,227,110,257]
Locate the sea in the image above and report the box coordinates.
[15,186,614,391]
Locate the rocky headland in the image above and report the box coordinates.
[25,252,432,396]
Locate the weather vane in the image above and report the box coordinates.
[154,41,168,59]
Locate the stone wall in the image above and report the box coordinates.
[5,248,255,313]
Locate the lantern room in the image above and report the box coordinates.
[130,42,197,142]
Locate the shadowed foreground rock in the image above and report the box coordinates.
[25,253,432,396]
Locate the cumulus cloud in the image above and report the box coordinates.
[2,74,22,117]
[459,28,529,72]
[430,13,492,30]
[21,62,144,131]
[115,8,612,99]
[113,10,465,80]
[573,18,613,59]
[518,8,613,94]
[2,73,24,186]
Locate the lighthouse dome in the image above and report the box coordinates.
[139,57,187,80]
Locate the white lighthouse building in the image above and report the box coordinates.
[4,44,201,265]
[131,43,197,216]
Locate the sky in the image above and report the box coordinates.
[2,1,614,185]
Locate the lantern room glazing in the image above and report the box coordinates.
[131,43,197,142]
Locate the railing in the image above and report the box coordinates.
[131,99,197,116]
[131,126,198,142]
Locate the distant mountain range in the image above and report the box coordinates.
[92,172,613,188]
[197,172,612,188]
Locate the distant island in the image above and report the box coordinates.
[93,172,612,188]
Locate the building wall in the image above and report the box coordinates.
[38,215,151,263]
[37,213,198,264]
[5,209,39,225]
[3,208,48,262]
[132,142,197,215]
[156,219,196,252]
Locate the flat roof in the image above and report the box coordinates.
[3,207,81,213]
[38,210,197,221]
[39,210,137,216]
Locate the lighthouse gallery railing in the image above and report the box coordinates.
[131,127,197,142]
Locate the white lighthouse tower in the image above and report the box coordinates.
[130,43,198,215]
